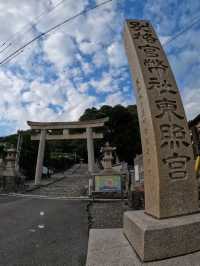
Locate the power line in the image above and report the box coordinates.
[0,0,113,66]
[164,13,200,46]
[6,0,199,66]
[0,0,69,61]
[0,42,12,54]
[1,50,24,65]
[0,0,68,51]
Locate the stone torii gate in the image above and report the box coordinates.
[27,118,108,185]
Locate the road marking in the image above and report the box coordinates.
[0,193,90,201]
[29,229,36,232]
[38,224,45,229]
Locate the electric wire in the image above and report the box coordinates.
[164,13,200,46]
[2,1,199,66]
[0,0,113,66]
[0,43,12,54]
[0,0,68,50]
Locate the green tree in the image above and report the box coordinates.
[80,104,141,165]
[19,131,38,179]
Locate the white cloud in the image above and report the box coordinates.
[107,41,126,68]
[0,0,47,39]
[43,31,76,69]
[160,35,170,45]
[78,83,89,93]
[104,91,133,107]
[90,72,115,93]
[60,86,97,121]
[92,50,108,68]
[0,0,51,68]
[79,41,100,55]
[182,87,200,120]
[35,0,89,33]
[0,69,99,134]
[0,0,200,137]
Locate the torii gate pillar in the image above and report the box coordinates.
[86,127,95,173]
[35,129,46,185]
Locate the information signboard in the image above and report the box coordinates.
[95,175,121,192]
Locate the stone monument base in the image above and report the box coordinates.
[124,210,200,262]
[86,228,200,266]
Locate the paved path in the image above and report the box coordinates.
[29,164,90,197]
[0,195,89,266]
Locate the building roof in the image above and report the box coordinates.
[188,114,200,127]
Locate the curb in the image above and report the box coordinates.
[25,175,66,192]
[1,193,91,201]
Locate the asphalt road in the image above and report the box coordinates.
[0,195,89,266]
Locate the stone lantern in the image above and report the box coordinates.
[0,158,5,189]
[3,146,18,191]
[101,142,116,173]
[4,147,17,174]
[92,142,121,196]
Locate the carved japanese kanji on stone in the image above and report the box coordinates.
[124,19,198,219]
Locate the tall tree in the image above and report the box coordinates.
[80,104,141,165]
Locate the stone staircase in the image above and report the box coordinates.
[30,164,90,197]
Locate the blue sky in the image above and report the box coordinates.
[0,0,200,136]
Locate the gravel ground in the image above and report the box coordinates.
[89,200,131,228]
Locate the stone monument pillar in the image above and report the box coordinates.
[122,19,200,262]
[124,19,198,219]
[86,20,200,266]
[35,129,46,185]
[86,127,95,173]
